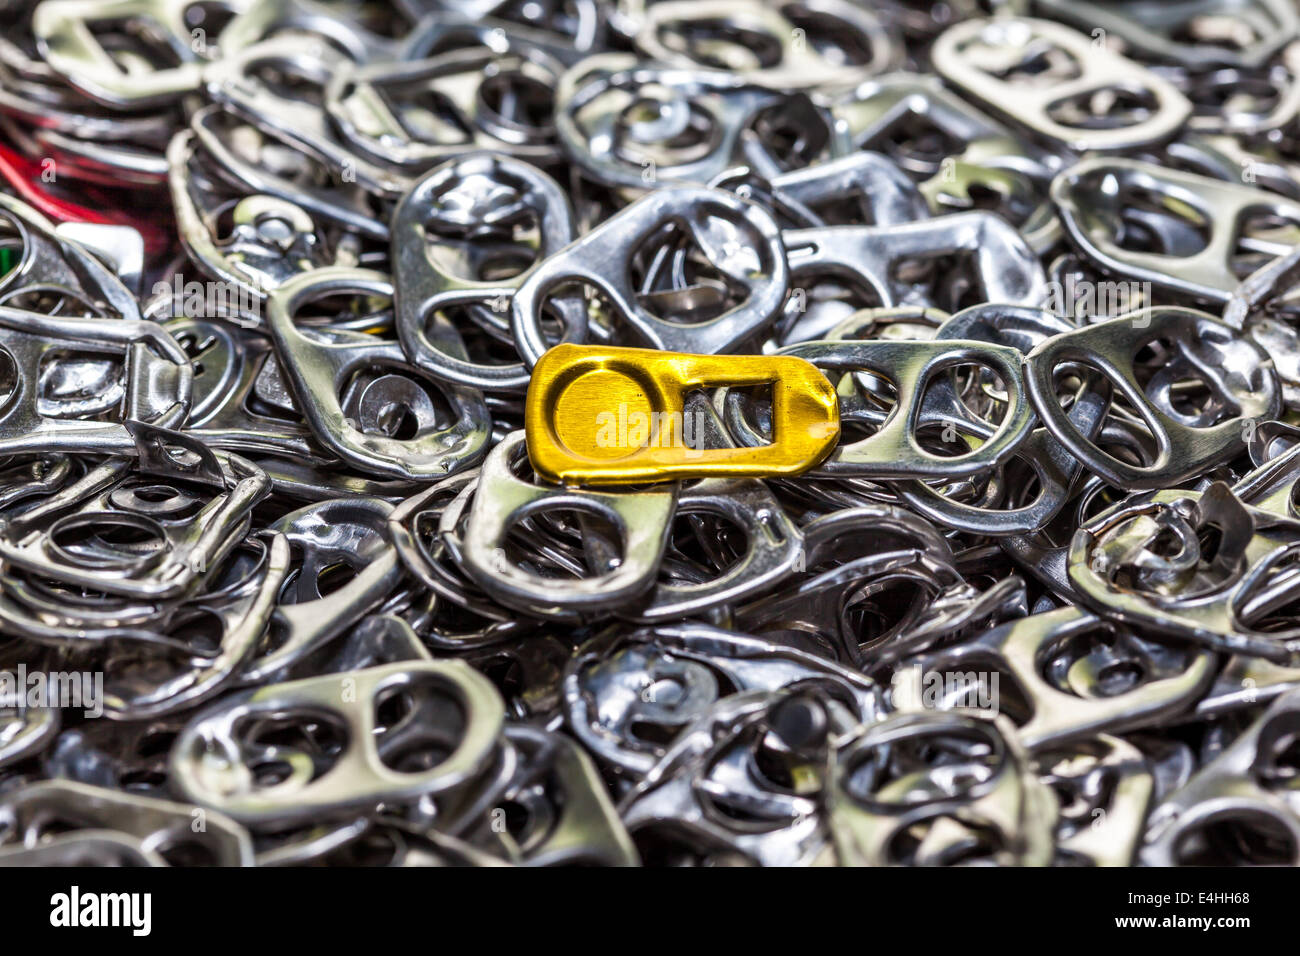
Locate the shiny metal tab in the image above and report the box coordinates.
[525,343,839,485]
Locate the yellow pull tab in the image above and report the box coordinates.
[525,343,840,485]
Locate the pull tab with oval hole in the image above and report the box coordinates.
[392,152,579,392]
[555,55,803,190]
[265,267,491,482]
[33,0,221,109]
[932,17,1191,153]
[525,343,839,485]
[1052,158,1300,304]
[511,185,790,366]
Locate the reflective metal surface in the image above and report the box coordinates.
[0,0,1299,869]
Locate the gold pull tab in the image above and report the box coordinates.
[525,343,840,485]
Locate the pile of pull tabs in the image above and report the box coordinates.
[6,0,1300,868]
